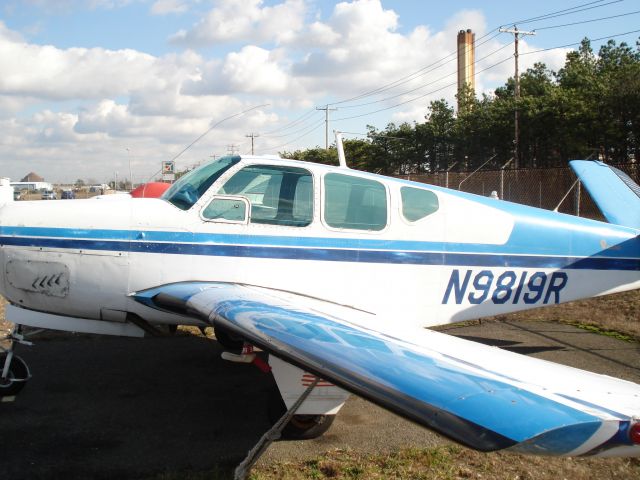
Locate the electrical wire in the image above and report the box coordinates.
[256,119,326,154]
[503,0,622,27]
[256,0,627,145]
[260,108,319,135]
[261,112,326,138]
[261,111,324,138]
[334,56,513,122]
[337,40,514,110]
[334,25,640,123]
[329,31,505,108]
[326,0,615,108]
[533,9,640,31]
[520,28,640,55]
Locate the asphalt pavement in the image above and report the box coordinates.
[0,319,638,479]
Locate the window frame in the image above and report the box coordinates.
[321,171,390,233]
[214,163,316,229]
[398,185,440,225]
[200,195,250,225]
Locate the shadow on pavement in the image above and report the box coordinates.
[0,334,274,479]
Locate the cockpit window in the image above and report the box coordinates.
[162,156,240,210]
[218,165,313,227]
[400,186,439,222]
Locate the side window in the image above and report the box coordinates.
[218,165,313,227]
[202,196,248,223]
[324,173,387,231]
[401,187,439,222]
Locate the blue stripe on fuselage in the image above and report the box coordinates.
[0,225,638,257]
[0,232,638,270]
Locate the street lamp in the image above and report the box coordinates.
[126,148,133,191]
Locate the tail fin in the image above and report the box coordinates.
[570,160,640,229]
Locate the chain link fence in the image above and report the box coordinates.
[398,163,639,221]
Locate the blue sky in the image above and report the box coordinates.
[0,0,638,184]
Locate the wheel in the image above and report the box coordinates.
[213,325,244,352]
[0,354,29,397]
[268,390,335,440]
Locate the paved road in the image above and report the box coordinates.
[0,320,638,479]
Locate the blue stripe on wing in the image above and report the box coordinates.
[132,282,638,455]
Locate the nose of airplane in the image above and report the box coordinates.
[0,180,16,298]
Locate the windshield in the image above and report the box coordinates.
[162,156,240,210]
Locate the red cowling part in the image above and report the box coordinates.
[130,182,171,198]
[630,422,640,445]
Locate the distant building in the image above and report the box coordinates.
[21,172,45,183]
[11,171,52,191]
[457,29,475,109]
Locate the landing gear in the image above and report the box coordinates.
[268,389,335,440]
[0,353,29,397]
[1,324,32,399]
[214,325,244,352]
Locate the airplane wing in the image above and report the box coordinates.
[133,282,640,457]
[570,160,640,229]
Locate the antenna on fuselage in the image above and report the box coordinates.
[334,130,348,168]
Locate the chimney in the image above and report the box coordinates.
[457,29,475,109]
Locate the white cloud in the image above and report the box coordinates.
[150,0,189,15]
[0,3,581,182]
[185,45,293,96]
[0,27,160,100]
[12,0,134,13]
[169,0,306,46]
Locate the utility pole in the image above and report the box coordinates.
[499,26,535,169]
[245,133,259,155]
[316,105,337,150]
[227,144,239,155]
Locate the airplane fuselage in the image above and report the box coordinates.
[0,156,638,332]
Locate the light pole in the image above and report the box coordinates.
[126,148,133,191]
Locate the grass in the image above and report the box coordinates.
[249,446,640,480]
[568,322,636,342]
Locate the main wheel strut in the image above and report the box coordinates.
[1,324,33,400]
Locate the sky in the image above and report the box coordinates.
[0,0,639,184]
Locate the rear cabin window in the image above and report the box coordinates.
[324,173,387,231]
[218,165,313,227]
[401,187,439,222]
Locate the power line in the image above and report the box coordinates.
[256,119,325,154]
[328,31,504,107]
[261,108,318,135]
[166,103,269,163]
[504,0,622,27]
[333,26,639,124]
[334,56,514,122]
[253,1,623,149]
[326,0,612,109]
[337,40,514,110]
[261,111,324,138]
[520,28,640,55]
[533,9,640,31]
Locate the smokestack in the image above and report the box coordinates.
[457,28,475,109]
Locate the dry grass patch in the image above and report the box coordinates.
[250,446,640,480]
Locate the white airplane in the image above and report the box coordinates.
[0,143,639,458]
